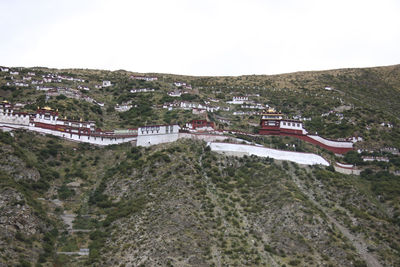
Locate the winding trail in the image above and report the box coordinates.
[291,174,382,267]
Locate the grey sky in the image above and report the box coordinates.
[1,0,399,76]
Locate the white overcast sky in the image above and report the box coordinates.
[0,0,399,76]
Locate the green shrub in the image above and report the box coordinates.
[0,131,13,144]
[58,184,75,200]
[56,94,67,100]
[288,259,301,266]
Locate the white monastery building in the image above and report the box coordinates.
[227,96,249,104]
[137,125,180,147]
[102,81,112,87]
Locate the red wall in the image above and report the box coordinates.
[258,130,352,154]
[294,134,352,154]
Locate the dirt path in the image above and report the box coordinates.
[291,175,382,267]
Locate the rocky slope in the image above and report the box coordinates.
[0,131,399,266]
[90,140,394,267]
[0,136,55,266]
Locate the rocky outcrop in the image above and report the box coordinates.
[0,188,43,236]
[0,188,46,265]
[0,145,40,182]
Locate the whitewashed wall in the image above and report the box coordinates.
[137,133,179,147]
[179,133,229,142]
[208,142,329,166]
[0,122,137,146]
[280,120,308,134]
[28,127,137,145]
[0,113,30,126]
[334,165,361,175]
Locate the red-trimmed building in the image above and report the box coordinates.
[259,108,353,154]
[185,120,215,132]
[259,108,307,136]
[31,107,96,136]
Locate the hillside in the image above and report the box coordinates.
[0,131,400,266]
[1,64,400,266]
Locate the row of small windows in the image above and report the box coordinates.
[140,125,175,134]
[141,126,161,134]
[0,112,28,117]
[283,122,301,127]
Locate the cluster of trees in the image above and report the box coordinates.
[89,179,111,208]
[57,184,75,200]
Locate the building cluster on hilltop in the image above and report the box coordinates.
[130,88,155,93]
[161,101,221,113]
[130,75,158,81]
[115,102,135,112]
[0,100,358,155]
[44,87,104,106]
[174,81,192,89]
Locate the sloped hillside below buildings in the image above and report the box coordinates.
[88,140,400,267]
[1,131,399,266]
[0,134,56,266]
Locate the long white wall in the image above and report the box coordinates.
[0,122,137,146]
[0,122,29,130]
[179,133,255,145]
[29,126,137,145]
[208,142,329,166]
[179,133,230,142]
[307,135,353,148]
